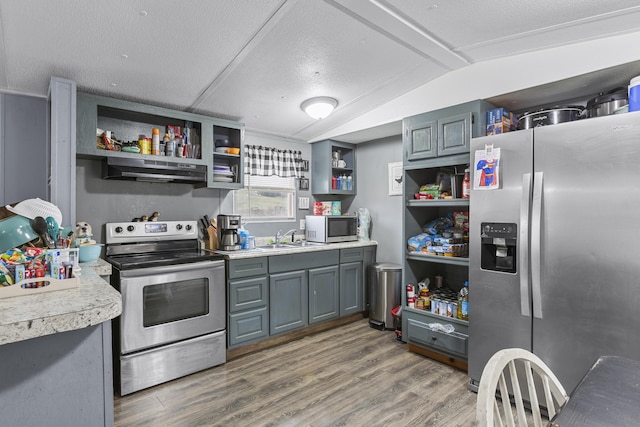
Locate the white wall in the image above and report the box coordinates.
[318,31,640,140]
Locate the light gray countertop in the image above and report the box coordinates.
[0,258,121,346]
[216,239,378,260]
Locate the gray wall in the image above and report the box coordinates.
[76,157,225,243]
[76,131,312,244]
[0,93,48,205]
[352,135,403,265]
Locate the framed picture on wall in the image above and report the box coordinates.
[388,162,403,196]
[299,177,309,190]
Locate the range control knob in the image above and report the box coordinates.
[185,224,192,231]
[176,224,183,231]
[115,226,123,234]
[127,225,135,232]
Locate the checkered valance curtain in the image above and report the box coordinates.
[244,145,302,178]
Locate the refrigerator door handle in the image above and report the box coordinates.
[520,173,532,317]
[531,171,544,319]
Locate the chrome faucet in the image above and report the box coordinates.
[275,229,297,244]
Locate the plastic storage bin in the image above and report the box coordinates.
[368,262,402,330]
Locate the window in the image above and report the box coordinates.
[233,174,296,221]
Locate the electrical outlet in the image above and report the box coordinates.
[300,219,305,230]
[298,197,309,210]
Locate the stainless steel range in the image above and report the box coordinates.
[105,220,226,395]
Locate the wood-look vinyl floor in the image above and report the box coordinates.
[114,320,478,426]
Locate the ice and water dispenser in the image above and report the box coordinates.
[480,222,517,273]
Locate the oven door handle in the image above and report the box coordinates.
[119,260,224,278]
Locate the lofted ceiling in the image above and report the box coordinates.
[1,0,640,143]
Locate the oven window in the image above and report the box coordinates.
[142,278,209,327]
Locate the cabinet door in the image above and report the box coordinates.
[228,276,268,313]
[269,270,308,335]
[309,265,339,324]
[437,112,472,157]
[405,118,437,162]
[340,262,363,316]
[228,307,268,347]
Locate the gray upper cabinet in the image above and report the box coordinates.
[311,139,356,195]
[404,117,437,161]
[403,100,494,164]
[76,92,244,189]
[438,112,473,157]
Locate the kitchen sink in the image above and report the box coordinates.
[254,241,326,250]
[256,243,292,250]
[287,241,326,247]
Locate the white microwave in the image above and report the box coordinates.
[305,215,358,243]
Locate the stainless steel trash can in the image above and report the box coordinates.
[368,262,402,330]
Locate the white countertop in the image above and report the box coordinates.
[217,239,378,259]
[0,258,121,346]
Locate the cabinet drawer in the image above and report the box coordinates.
[228,307,269,347]
[340,247,363,263]
[269,250,338,273]
[407,317,468,358]
[227,257,268,279]
[228,276,268,313]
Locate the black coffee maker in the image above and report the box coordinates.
[217,214,241,251]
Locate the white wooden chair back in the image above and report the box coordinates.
[476,348,569,427]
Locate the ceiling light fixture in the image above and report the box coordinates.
[301,96,338,120]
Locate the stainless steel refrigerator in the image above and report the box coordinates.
[468,112,640,394]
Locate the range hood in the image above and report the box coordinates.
[103,157,207,184]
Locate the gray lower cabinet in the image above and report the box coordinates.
[0,323,114,427]
[227,257,269,347]
[228,276,269,347]
[339,247,364,317]
[269,250,339,335]
[269,270,309,335]
[228,246,374,347]
[339,262,362,316]
[309,265,340,324]
[404,309,468,359]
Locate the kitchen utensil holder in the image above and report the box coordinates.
[206,226,218,250]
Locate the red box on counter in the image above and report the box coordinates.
[313,202,324,215]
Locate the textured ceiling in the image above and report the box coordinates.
[1,0,640,143]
